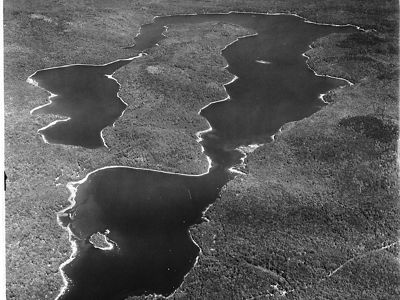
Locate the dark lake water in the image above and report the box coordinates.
[58,166,229,299]
[28,12,355,300]
[28,57,141,148]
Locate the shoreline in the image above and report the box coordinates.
[26,54,146,148]
[5,1,398,299]
[55,13,359,299]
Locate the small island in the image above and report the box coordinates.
[4,1,399,299]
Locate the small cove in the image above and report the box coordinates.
[28,12,356,300]
[28,55,143,148]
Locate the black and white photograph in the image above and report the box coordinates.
[3,1,399,299]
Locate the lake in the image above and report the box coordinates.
[29,12,355,300]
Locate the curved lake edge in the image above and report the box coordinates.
[127,10,370,49]
[49,12,363,299]
[27,54,146,148]
[26,10,367,149]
